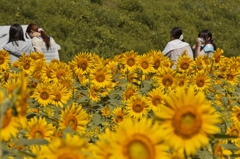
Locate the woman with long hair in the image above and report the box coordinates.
[3,24,33,63]
[26,23,60,63]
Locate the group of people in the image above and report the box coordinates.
[162,27,216,69]
[3,23,60,63]
[3,24,214,68]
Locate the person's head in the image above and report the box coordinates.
[198,30,212,42]
[26,23,50,50]
[8,23,25,45]
[170,27,184,41]
[26,23,41,38]
[198,29,216,50]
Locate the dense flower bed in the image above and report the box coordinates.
[0,48,240,159]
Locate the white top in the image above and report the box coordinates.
[163,39,193,69]
[162,39,190,55]
[32,36,60,63]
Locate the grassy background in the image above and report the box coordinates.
[1,0,240,62]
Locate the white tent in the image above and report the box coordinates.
[0,25,31,49]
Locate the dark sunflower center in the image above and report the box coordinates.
[125,90,134,100]
[23,62,30,70]
[66,116,78,131]
[162,75,173,86]
[141,61,149,69]
[133,102,144,113]
[78,60,88,70]
[180,62,189,70]
[227,74,234,80]
[56,71,66,79]
[34,130,44,138]
[237,113,240,121]
[2,109,12,128]
[116,115,123,122]
[152,96,161,106]
[40,92,49,100]
[54,92,62,101]
[154,60,160,69]
[127,58,135,66]
[196,78,205,87]
[0,56,5,65]
[96,73,105,82]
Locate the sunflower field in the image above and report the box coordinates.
[1,48,240,159]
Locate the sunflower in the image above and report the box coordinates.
[212,141,232,159]
[101,105,111,117]
[230,106,240,125]
[77,72,89,86]
[59,103,90,133]
[51,83,71,108]
[176,52,194,73]
[191,70,211,92]
[4,75,21,97]
[112,107,129,124]
[122,84,138,101]
[136,54,154,74]
[51,62,73,81]
[90,65,112,88]
[18,54,35,76]
[194,56,205,71]
[126,95,150,119]
[156,67,176,90]
[226,125,240,144]
[88,84,101,103]
[32,82,54,107]
[69,52,94,75]
[40,62,58,82]
[146,87,166,113]
[120,50,138,73]
[110,118,169,159]
[43,133,90,159]
[29,145,49,159]
[146,50,164,71]
[224,69,239,85]
[0,109,19,141]
[30,51,46,60]
[155,86,220,156]
[174,73,190,88]
[90,128,113,159]
[0,49,10,70]
[212,48,224,66]
[26,116,55,141]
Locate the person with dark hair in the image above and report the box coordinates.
[162,27,193,69]
[26,23,60,63]
[3,24,33,63]
[193,29,216,57]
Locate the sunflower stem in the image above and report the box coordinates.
[184,150,188,159]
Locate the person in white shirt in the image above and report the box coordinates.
[162,27,193,69]
[26,23,60,63]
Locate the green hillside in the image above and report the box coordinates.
[1,0,240,62]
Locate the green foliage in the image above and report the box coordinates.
[1,0,240,62]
